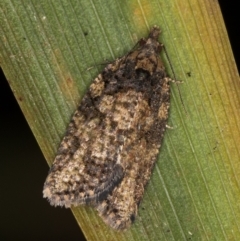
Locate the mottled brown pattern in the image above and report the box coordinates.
[43,26,171,230]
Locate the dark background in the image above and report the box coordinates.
[0,2,239,240]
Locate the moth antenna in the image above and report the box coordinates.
[162,45,188,115]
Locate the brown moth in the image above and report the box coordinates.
[43,26,171,230]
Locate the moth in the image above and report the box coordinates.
[43,25,171,230]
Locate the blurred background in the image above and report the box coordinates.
[0,1,239,240]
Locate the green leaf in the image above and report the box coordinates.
[1,0,240,240]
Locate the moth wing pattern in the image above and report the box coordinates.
[43,77,125,207]
[43,25,170,230]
